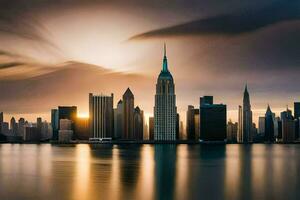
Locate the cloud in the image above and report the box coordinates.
[129,0,300,40]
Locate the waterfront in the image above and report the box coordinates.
[0,144,300,200]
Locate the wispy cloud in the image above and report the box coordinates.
[129,0,300,40]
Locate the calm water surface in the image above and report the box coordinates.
[0,144,300,200]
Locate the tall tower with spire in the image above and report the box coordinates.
[154,44,177,140]
[242,84,253,143]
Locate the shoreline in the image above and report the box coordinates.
[1,140,300,145]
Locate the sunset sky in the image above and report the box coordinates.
[0,0,299,125]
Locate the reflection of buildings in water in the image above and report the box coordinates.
[72,144,91,200]
[154,144,177,200]
[89,144,114,199]
[236,145,253,200]
[135,145,155,200]
[197,145,226,199]
[119,145,142,198]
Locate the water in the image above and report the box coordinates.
[0,144,300,200]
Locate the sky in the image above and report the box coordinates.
[0,0,299,125]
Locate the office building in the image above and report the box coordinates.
[154,44,177,141]
[10,117,18,136]
[186,105,199,140]
[24,126,40,142]
[123,88,134,139]
[149,117,154,140]
[114,100,123,139]
[58,106,77,138]
[58,119,73,143]
[294,102,300,139]
[258,116,265,135]
[281,108,295,143]
[51,109,59,140]
[18,118,25,138]
[200,97,227,141]
[89,93,114,139]
[134,106,144,140]
[237,105,243,143]
[264,105,275,142]
[227,120,238,143]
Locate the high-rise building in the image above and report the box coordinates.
[58,119,73,143]
[51,109,59,140]
[227,120,238,143]
[240,85,253,143]
[114,100,123,139]
[281,107,295,143]
[264,105,275,142]
[89,93,114,140]
[294,102,300,119]
[294,102,300,139]
[123,88,134,140]
[273,117,280,139]
[200,97,227,141]
[18,118,25,137]
[24,126,40,142]
[149,117,154,140]
[10,117,18,136]
[186,106,200,140]
[134,106,144,140]
[179,120,184,140]
[58,106,77,138]
[154,44,177,141]
[237,105,243,143]
[194,109,200,140]
[37,117,42,134]
[258,117,265,135]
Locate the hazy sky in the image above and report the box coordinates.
[0,0,299,124]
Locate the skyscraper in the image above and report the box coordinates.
[200,96,227,141]
[154,44,177,141]
[264,105,275,142]
[51,109,59,140]
[114,100,123,140]
[123,88,134,140]
[237,105,243,143]
[134,106,144,140]
[294,102,300,139]
[10,117,17,136]
[89,93,114,140]
[258,117,265,135]
[186,105,199,140]
[58,106,77,138]
[227,120,238,143]
[294,102,300,119]
[149,117,154,140]
[241,85,253,143]
[281,107,296,143]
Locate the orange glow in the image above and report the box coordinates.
[77,112,89,119]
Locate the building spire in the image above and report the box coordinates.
[162,43,168,72]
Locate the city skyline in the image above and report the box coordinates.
[0,0,299,125]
